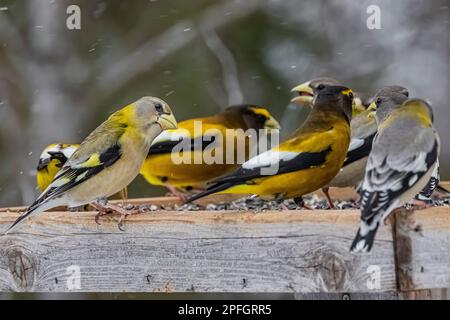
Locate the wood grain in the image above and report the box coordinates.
[0,209,396,293]
[394,207,450,291]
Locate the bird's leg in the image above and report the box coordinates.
[91,198,113,225]
[165,185,190,202]
[353,184,362,208]
[321,187,335,209]
[293,196,312,210]
[102,203,140,231]
[275,195,289,211]
[119,187,128,206]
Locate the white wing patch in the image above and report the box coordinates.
[62,145,78,159]
[40,144,62,160]
[151,129,190,145]
[242,150,299,169]
[348,138,364,152]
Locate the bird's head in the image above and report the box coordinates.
[37,143,79,171]
[225,105,280,132]
[131,96,178,134]
[313,84,355,123]
[291,78,373,117]
[290,77,340,107]
[367,86,409,124]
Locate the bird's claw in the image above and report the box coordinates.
[117,209,139,231]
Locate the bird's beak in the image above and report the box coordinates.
[158,113,178,130]
[291,82,314,107]
[367,102,377,112]
[352,97,366,116]
[264,116,281,132]
[367,102,377,119]
[37,158,51,171]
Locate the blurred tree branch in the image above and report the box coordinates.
[201,28,243,107]
[92,0,261,103]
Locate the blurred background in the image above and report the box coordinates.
[0,0,448,207]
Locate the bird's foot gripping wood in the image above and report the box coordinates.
[293,197,312,210]
[410,199,433,210]
[91,201,139,231]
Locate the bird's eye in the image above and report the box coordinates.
[257,114,266,122]
[154,103,163,113]
[376,98,382,106]
[348,92,354,99]
[317,84,325,90]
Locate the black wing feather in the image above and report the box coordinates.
[148,137,216,155]
[38,144,122,205]
[187,146,332,203]
[343,133,375,167]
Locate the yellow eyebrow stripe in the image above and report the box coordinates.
[341,89,353,96]
[249,107,270,119]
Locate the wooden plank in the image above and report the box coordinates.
[294,292,399,300]
[2,180,449,213]
[0,194,244,213]
[0,210,396,293]
[394,207,450,292]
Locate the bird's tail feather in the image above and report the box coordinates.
[186,182,233,203]
[350,223,379,253]
[4,198,61,234]
[436,184,450,195]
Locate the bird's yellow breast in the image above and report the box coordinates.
[141,119,255,189]
[36,159,63,192]
[224,117,351,198]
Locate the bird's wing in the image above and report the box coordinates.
[148,129,217,155]
[211,128,335,185]
[186,131,334,203]
[360,122,438,223]
[38,121,126,204]
[37,144,123,204]
[214,147,332,185]
[415,159,440,201]
[343,132,376,166]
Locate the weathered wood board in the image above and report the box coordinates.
[0,210,396,293]
[394,208,450,291]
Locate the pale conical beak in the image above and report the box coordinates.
[367,101,377,112]
[265,116,281,132]
[158,113,178,130]
[366,102,377,119]
[290,82,314,107]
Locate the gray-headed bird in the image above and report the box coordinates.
[6,97,177,233]
[351,94,439,252]
[292,79,409,208]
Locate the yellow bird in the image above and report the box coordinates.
[351,94,439,252]
[291,78,409,207]
[187,85,354,206]
[6,97,177,233]
[140,105,280,199]
[36,143,79,192]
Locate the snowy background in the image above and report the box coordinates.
[0,0,448,207]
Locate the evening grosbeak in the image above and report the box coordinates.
[351,94,439,252]
[291,78,409,208]
[5,97,177,233]
[187,85,354,206]
[140,105,280,200]
[36,143,79,192]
